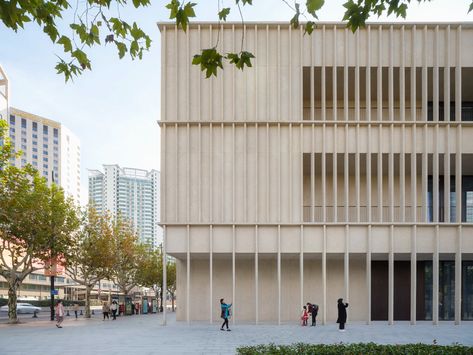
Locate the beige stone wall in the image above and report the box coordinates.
[176,256,368,323]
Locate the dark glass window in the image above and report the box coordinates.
[428,102,473,121]
[32,122,38,131]
[21,118,27,128]
[43,125,48,135]
[9,115,15,125]
[53,128,58,138]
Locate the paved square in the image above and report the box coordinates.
[0,313,472,354]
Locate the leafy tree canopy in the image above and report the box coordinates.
[1,0,472,81]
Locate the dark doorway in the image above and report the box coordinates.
[394,261,411,320]
[371,261,388,320]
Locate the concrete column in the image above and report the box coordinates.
[300,226,304,311]
[186,225,190,324]
[232,225,236,324]
[433,225,439,325]
[255,226,259,324]
[366,225,372,324]
[162,225,167,326]
[388,225,394,325]
[277,225,281,325]
[209,226,213,324]
[410,225,417,325]
[455,226,462,325]
[344,226,349,302]
[322,225,327,325]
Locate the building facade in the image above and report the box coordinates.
[88,165,161,248]
[160,22,473,324]
[7,108,81,204]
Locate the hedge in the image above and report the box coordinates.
[236,343,473,355]
[0,298,85,308]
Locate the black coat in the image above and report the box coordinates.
[336,302,348,323]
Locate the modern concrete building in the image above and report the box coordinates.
[159,22,473,325]
[7,107,81,204]
[88,165,161,248]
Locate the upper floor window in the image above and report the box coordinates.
[53,128,58,138]
[32,122,38,131]
[43,126,48,135]
[21,118,27,128]
[9,115,15,125]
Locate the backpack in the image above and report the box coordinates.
[312,304,319,313]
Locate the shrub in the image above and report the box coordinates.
[236,343,473,355]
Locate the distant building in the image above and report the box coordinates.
[88,165,161,248]
[7,107,81,204]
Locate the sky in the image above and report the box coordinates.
[0,0,471,205]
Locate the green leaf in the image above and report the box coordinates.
[304,21,315,35]
[236,0,252,5]
[218,7,230,21]
[115,41,127,59]
[468,1,473,13]
[192,48,223,78]
[306,0,324,18]
[57,36,72,52]
[226,51,254,70]
[290,3,300,29]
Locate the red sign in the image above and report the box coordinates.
[44,257,65,276]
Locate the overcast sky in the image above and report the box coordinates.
[0,0,471,205]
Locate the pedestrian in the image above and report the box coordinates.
[220,298,232,331]
[72,303,79,319]
[110,300,118,320]
[336,298,349,331]
[55,300,65,328]
[300,305,309,326]
[102,302,110,320]
[307,302,319,326]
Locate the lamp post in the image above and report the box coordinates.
[50,170,56,321]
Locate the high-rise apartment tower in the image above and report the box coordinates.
[88,165,161,249]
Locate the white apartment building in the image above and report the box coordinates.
[159,22,473,325]
[88,165,161,248]
[7,108,81,204]
[0,65,8,122]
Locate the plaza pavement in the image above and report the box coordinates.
[0,312,472,354]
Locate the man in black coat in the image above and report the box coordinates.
[336,298,349,331]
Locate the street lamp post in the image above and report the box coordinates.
[50,170,56,321]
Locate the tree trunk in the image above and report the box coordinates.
[85,285,92,318]
[171,294,175,312]
[7,282,18,324]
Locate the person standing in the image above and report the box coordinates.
[55,300,65,328]
[102,302,110,320]
[307,302,319,326]
[220,298,232,331]
[336,298,349,331]
[300,306,309,326]
[73,303,79,319]
[110,300,118,320]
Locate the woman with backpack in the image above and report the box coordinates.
[220,298,232,331]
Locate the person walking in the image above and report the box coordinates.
[102,302,110,320]
[307,302,319,326]
[220,298,232,331]
[300,306,309,326]
[73,303,79,319]
[110,300,118,320]
[336,298,349,331]
[55,300,65,328]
